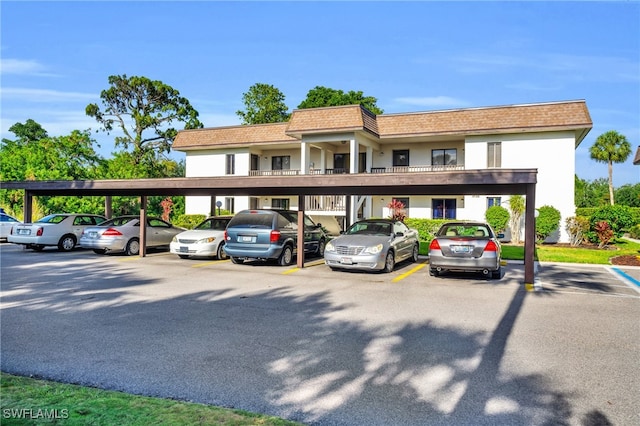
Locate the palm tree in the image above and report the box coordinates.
[589,130,632,205]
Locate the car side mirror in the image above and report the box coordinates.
[315,223,322,228]
[395,231,404,237]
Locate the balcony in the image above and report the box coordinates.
[249,164,464,177]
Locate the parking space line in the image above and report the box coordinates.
[192,260,230,268]
[282,259,325,274]
[392,261,428,283]
[609,267,640,294]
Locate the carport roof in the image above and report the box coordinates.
[2,169,537,197]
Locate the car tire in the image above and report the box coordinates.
[93,249,106,255]
[231,256,244,264]
[125,238,139,256]
[178,254,190,259]
[58,234,76,251]
[411,244,419,263]
[278,245,293,266]
[316,239,326,257]
[492,266,502,279]
[429,268,439,277]
[382,250,395,273]
[217,243,228,260]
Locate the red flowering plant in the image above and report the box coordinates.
[387,199,406,222]
[160,197,173,222]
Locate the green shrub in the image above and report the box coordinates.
[536,205,561,242]
[588,205,636,239]
[629,224,640,239]
[172,214,207,229]
[565,216,590,246]
[404,218,447,243]
[485,205,510,233]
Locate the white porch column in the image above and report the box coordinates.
[366,146,373,172]
[301,142,310,175]
[349,138,359,174]
[320,148,326,174]
[350,195,359,223]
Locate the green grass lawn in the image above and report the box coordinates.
[0,373,302,426]
[501,238,640,264]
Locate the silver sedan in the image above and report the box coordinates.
[80,216,186,256]
[428,221,502,278]
[324,219,420,273]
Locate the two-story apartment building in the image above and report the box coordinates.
[173,100,592,242]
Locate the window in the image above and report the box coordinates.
[225,197,235,214]
[333,154,348,174]
[432,149,457,166]
[250,154,260,172]
[487,197,501,207]
[488,142,501,168]
[225,154,235,175]
[272,156,290,170]
[392,150,410,167]
[432,199,457,219]
[392,197,410,210]
[271,198,290,210]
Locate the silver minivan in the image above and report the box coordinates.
[223,209,326,266]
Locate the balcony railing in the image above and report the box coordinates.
[305,195,346,212]
[249,164,464,177]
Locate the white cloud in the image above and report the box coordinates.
[0,59,58,77]
[2,87,96,102]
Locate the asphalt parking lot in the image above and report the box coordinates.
[1,243,639,426]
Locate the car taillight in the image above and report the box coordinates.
[484,240,499,252]
[270,230,281,243]
[102,228,123,236]
[36,227,43,236]
[429,239,441,250]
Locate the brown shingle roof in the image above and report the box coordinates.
[634,146,640,165]
[173,123,296,149]
[173,100,592,150]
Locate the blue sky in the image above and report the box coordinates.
[2,1,639,185]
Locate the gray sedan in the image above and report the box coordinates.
[80,215,186,256]
[324,219,420,273]
[428,221,502,278]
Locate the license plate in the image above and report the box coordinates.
[452,245,471,253]
[18,229,30,235]
[340,257,353,265]
[240,236,254,243]
[89,232,98,238]
[179,246,188,253]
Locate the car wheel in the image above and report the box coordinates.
[93,249,106,255]
[217,243,228,260]
[278,245,293,266]
[382,250,395,273]
[429,268,439,277]
[316,239,326,257]
[411,244,419,263]
[125,238,140,256]
[492,266,502,279]
[231,256,244,264]
[178,254,190,259]
[58,234,76,251]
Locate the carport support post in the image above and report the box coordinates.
[139,196,147,258]
[105,196,112,219]
[22,191,33,223]
[524,183,536,288]
[297,195,305,269]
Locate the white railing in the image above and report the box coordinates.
[250,164,464,176]
[305,195,346,212]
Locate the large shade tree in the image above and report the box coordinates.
[236,83,290,125]
[297,86,384,114]
[589,130,632,205]
[86,74,203,177]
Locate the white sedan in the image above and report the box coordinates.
[170,216,232,259]
[0,210,21,241]
[8,213,107,251]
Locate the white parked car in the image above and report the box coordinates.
[8,213,107,251]
[170,216,232,259]
[0,210,22,241]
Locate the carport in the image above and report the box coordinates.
[2,168,537,285]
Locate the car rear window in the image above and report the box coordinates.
[227,212,274,229]
[439,224,491,237]
[101,217,137,227]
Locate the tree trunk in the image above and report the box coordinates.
[608,161,614,205]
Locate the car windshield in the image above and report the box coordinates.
[36,214,67,224]
[439,224,491,237]
[346,221,392,236]
[100,217,137,227]
[195,218,229,231]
